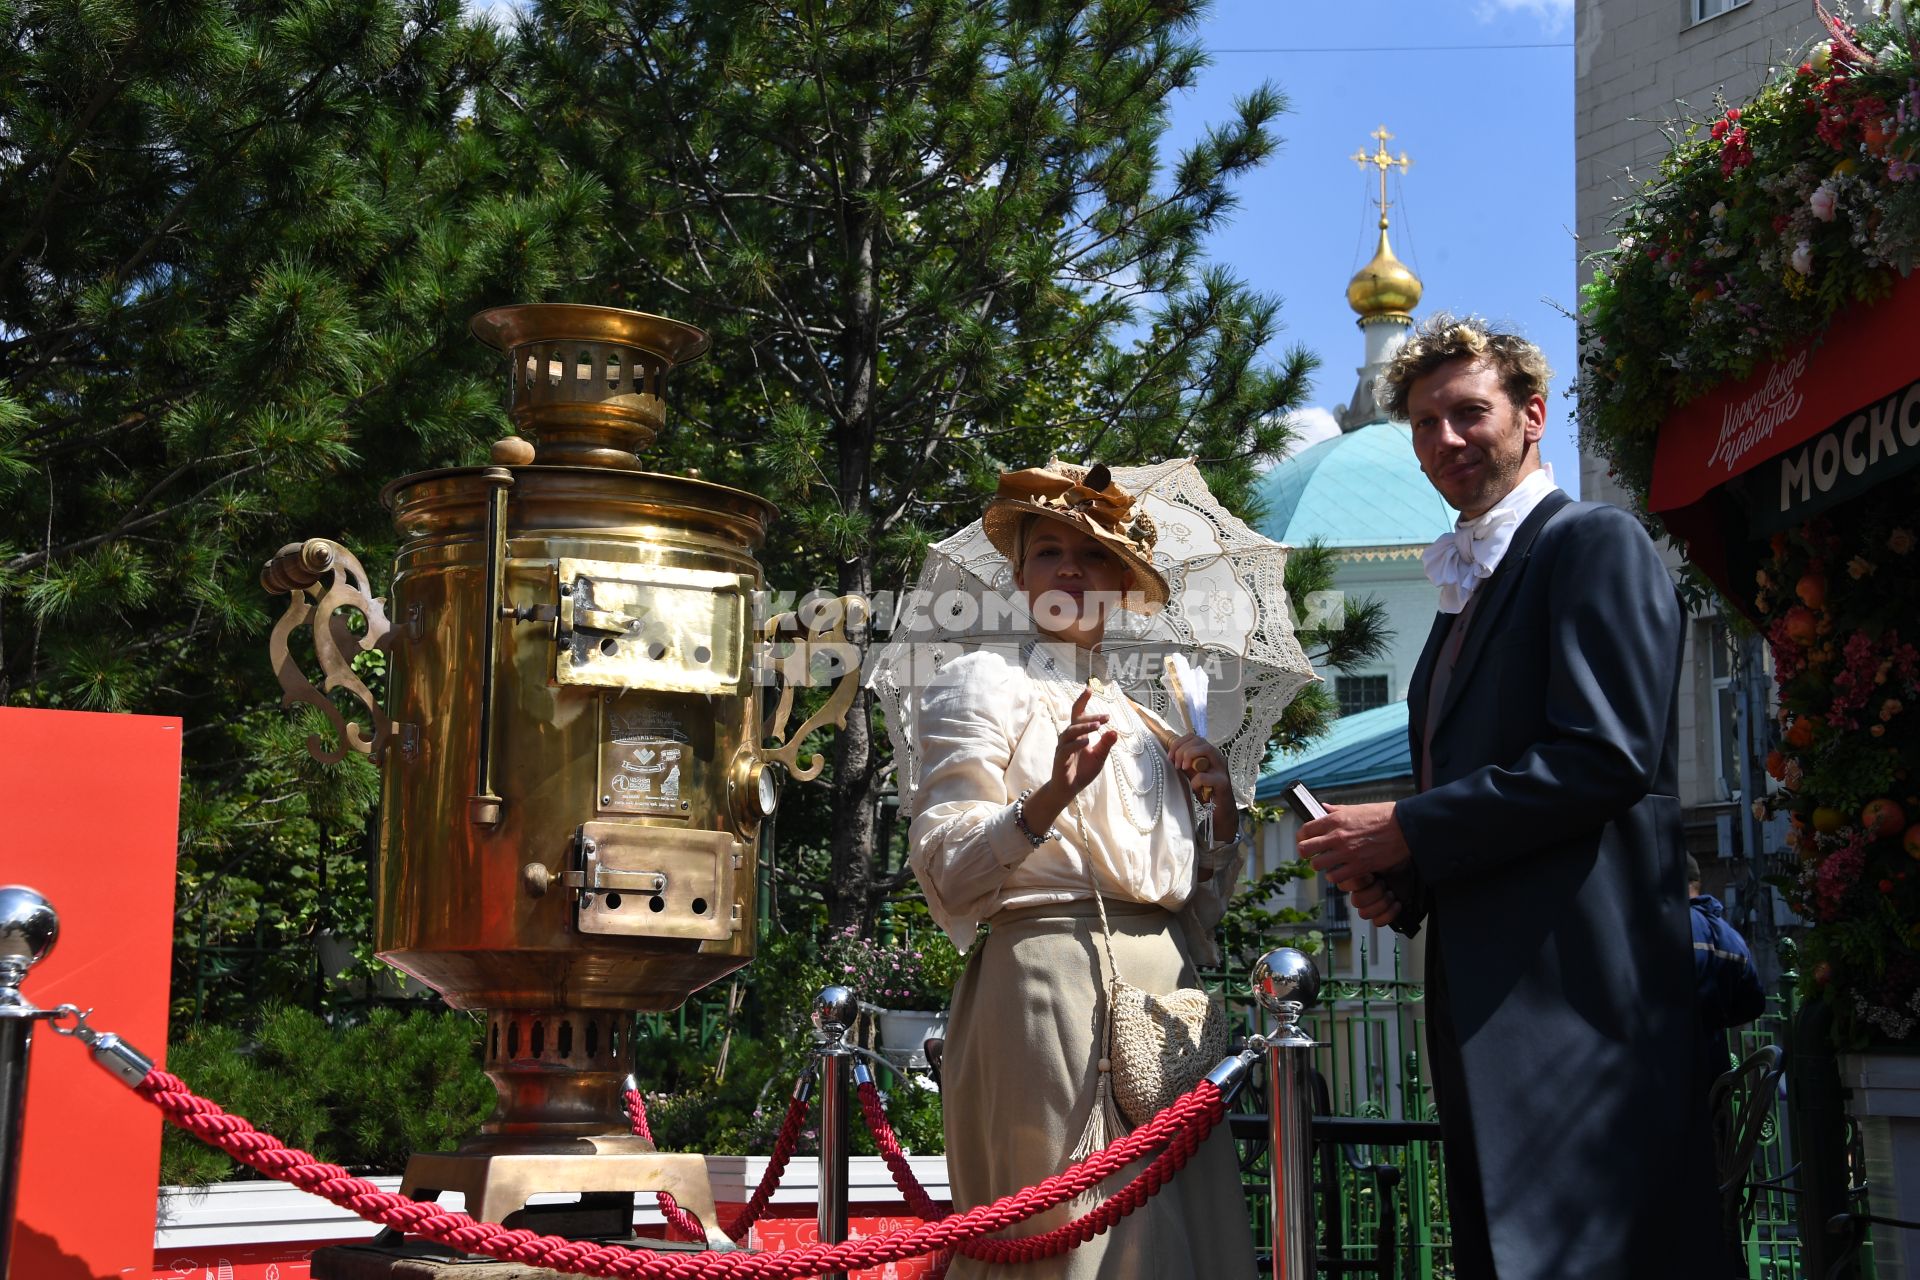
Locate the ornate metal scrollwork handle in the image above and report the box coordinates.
[758,594,868,782]
[262,538,392,763]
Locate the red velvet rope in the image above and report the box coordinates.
[852,1080,946,1222]
[135,1068,1226,1279]
[851,1075,1220,1269]
[627,1087,812,1244]
[852,1079,953,1280]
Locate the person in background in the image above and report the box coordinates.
[1688,854,1769,1278]
[1689,853,1768,1090]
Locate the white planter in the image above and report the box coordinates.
[1839,1049,1920,1278]
[873,1008,947,1068]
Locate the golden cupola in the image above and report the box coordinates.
[1346,222,1423,322]
[1346,125,1423,325]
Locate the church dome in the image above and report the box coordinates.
[1254,421,1457,549]
[1346,225,1423,321]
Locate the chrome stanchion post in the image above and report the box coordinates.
[811,986,857,1280]
[1251,948,1321,1280]
[0,887,59,1280]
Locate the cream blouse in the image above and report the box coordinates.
[904,641,1243,964]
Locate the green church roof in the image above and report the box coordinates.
[1254,422,1457,549]
[1256,700,1412,796]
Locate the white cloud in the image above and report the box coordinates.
[1474,0,1574,33]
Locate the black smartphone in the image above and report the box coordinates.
[1280,778,1327,823]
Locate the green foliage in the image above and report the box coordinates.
[0,0,603,1006]
[159,1003,494,1185]
[820,921,962,1011]
[1267,539,1391,755]
[5,0,1387,1164]
[1216,801,1319,969]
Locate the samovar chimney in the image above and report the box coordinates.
[469,303,711,468]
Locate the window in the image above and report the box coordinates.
[1708,618,1740,801]
[1336,675,1389,718]
[1324,881,1352,934]
[1694,0,1749,22]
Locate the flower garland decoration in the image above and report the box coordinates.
[1580,10,1920,1044]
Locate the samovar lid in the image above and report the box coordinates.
[470,304,711,366]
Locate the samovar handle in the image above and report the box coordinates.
[758,594,868,782]
[261,538,393,764]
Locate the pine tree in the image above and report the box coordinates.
[505,0,1372,930]
[0,0,604,1015]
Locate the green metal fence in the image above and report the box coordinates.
[1208,927,1808,1280]
[1210,929,1454,1278]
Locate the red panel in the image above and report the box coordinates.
[1,707,181,1279]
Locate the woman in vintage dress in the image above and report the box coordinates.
[905,462,1254,1278]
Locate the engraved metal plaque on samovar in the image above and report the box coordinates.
[261,304,861,1253]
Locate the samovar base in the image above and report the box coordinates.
[397,1135,734,1246]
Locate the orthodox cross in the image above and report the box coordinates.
[1351,125,1412,227]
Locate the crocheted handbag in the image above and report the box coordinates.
[1104,970,1231,1129]
[1063,794,1230,1153]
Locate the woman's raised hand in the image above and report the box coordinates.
[1022,686,1116,833]
[1054,686,1119,794]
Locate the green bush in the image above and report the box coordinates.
[160,1004,495,1186]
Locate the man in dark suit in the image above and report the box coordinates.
[1299,315,1716,1278]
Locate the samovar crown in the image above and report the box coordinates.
[469,303,711,468]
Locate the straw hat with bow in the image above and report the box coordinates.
[981,461,1170,612]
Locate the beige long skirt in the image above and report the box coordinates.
[941,899,1256,1280]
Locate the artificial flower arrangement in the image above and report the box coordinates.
[1580,6,1920,1044]
[1757,480,1920,1044]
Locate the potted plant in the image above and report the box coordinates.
[821,924,962,1065]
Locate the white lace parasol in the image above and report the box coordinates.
[866,457,1319,813]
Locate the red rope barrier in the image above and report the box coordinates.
[957,1093,1212,1263]
[853,1081,946,1222]
[852,1079,952,1280]
[135,1068,1226,1279]
[623,1087,815,1244]
[851,1073,1223,1271]
[625,1089,717,1242]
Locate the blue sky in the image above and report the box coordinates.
[1163,0,1581,492]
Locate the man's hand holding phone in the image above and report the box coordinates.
[1285,779,1411,927]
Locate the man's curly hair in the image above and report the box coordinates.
[1376,313,1553,423]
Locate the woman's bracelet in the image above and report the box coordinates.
[1013,789,1062,847]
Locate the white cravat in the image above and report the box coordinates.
[1422,466,1561,614]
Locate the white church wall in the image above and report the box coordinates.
[1327,551,1442,705]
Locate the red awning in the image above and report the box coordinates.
[1649,270,1920,514]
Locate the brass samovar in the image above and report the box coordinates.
[262,305,858,1252]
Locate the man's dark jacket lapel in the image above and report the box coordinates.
[1407,488,1574,764]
